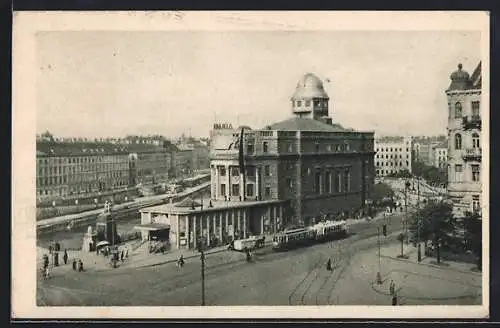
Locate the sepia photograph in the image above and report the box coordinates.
[12,11,489,319]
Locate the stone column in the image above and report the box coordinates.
[260,210,264,235]
[243,210,247,238]
[193,215,197,250]
[231,212,235,239]
[273,206,278,233]
[279,205,283,231]
[176,215,180,249]
[255,166,260,200]
[214,166,219,200]
[226,165,230,199]
[207,213,211,247]
[185,216,190,249]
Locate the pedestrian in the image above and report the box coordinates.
[78,259,84,272]
[120,250,124,262]
[326,258,332,271]
[48,244,53,255]
[44,266,50,280]
[389,280,395,296]
[392,293,398,306]
[72,258,77,271]
[43,254,49,270]
[63,249,68,265]
[125,249,129,258]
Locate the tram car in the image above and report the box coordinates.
[312,220,348,242]
[272,220,349,251]
[271,227,316,251]
[228,235,266,252]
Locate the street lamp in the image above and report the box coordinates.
[197,239,206,306]
[376,225,382,284]
[416,176,422,262]
[404,180,410,244]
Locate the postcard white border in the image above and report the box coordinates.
[12,11,490,319]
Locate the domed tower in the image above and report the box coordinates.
[291,73,330,120]
[447,63,472,91]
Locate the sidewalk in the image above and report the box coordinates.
[379,242,482,275]
[37,234,276,276]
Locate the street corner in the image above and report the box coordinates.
[380,242,416,261]
[370,268,481,302]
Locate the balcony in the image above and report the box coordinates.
[462,148,482,162]
[462,116,481,130]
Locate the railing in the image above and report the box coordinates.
[462,116,481,130]
[462,148,482,162]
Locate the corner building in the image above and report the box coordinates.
[445,63,482,217]
[139,73,375,250]
[210,73,375,226]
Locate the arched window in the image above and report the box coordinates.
[454,102,463,118]
[455,133,462,150]
[472,133,480,148]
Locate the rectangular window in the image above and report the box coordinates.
[315,142,320,152]
[286,178,293,191]
[305,100,311,107]
[472,195,481,212]
[231,167,240,176]
[472,101,480,118]
[263,142,269,153]
[471,165,480,182]
[314,172,321,195]
[335,172,342,193]
[246,184,254,197]
[344,170,351,192]
[325,172,331,194]
[220,184,226,197]
[287,144,293,152]
[246,143,254,154]
[264,165,270,177]
[219,166,226,176]
[246,166,255,177]
[232,184,240,197]
[454,164,463,182]
[265,185,271,197]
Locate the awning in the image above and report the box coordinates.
[96,241,110,247]
[134,223,170,231]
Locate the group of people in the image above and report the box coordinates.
[41,249,84,279]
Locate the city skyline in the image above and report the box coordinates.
[37,31,481,139]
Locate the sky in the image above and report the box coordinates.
[36,30,481,138]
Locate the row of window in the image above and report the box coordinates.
[376,161,410,167]
[37,171,128,186]
[376,147,410,153]
[294,99,327,108]
[245,141,355,155]
[451,164,481,182]
[453,133,480,150]
[376,154,410,159]
[37,156,128,165]
[449,100,480,119]
[219,183,256,198]
[37,164,128,176]
[313,170,351,195]
[37,179,128,197]
[376,169,404,176]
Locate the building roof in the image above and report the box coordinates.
[37,139,178,157]
[134,223,170,231]
[291,73,330,100]
[268,117,346,132]
[447,63,481,92]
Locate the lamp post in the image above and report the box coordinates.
[417,176,422,262]
[376,225,382,284]
[404,180,410,244]
[197,239,206,306]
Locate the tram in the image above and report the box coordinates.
[228,235,266,252]
[272,220,348,251]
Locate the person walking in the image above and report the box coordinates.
[120,250,124,262]
[72,258,77,271]
[78,259,84,272]
[63,250,68,265]
[326,258,332,271]
[389,280,395,296]
[392,292,398,306]
[44,266,50,280]
[125,248,129,258]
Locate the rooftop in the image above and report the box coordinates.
[268,117,346,132]
[141,197,284,214]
